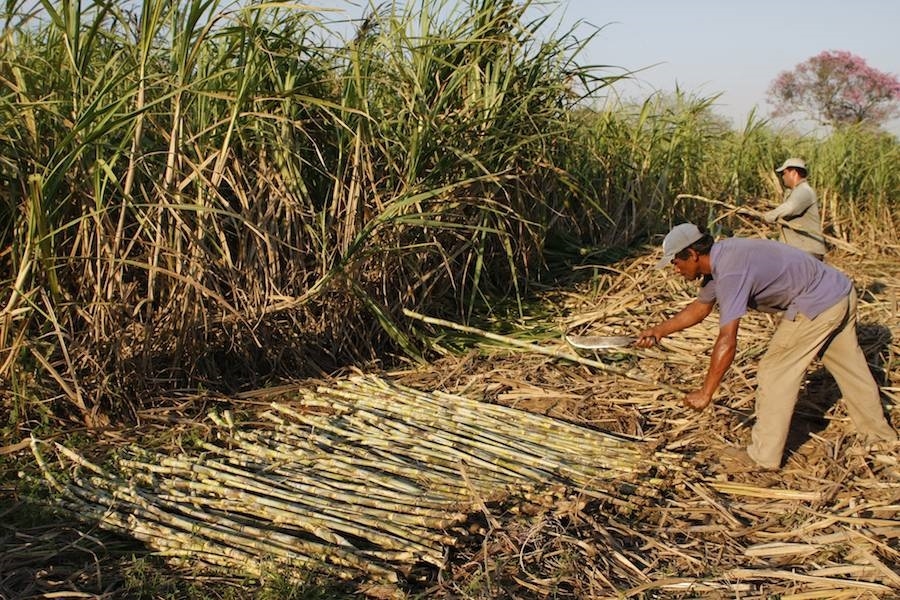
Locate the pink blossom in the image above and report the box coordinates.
[766,50,900,127]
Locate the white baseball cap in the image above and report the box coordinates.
[775,157,807,173]
[654,223,704,269]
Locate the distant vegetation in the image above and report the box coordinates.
[1,0,898,428]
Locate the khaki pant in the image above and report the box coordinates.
[748,288,897,468]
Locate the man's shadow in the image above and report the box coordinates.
[783,322,894,458]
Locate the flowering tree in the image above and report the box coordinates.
[767,50,900,128]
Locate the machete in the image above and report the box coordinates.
[565,334,637,350]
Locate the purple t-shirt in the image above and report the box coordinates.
[697,238,851,325]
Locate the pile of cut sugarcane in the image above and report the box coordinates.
[32,375,684,583]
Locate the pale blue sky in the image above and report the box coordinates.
[526,0,900,132]
[331,0,900,133]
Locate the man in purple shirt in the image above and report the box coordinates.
[636,223,896,471]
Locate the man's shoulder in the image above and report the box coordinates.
[711,238,752,272]
[713,237,787,269]
[794,180,817,196]
[716,237,774,251]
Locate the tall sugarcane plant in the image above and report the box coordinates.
[0,0,897,424]
[0,0,616,421]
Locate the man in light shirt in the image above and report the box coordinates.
[764,157,827,260]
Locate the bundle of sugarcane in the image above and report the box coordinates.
[32,375,684,584]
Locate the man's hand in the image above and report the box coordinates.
[635,329,661,348]
[683,390,712,411]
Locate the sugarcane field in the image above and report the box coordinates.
[2,1,900,599]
